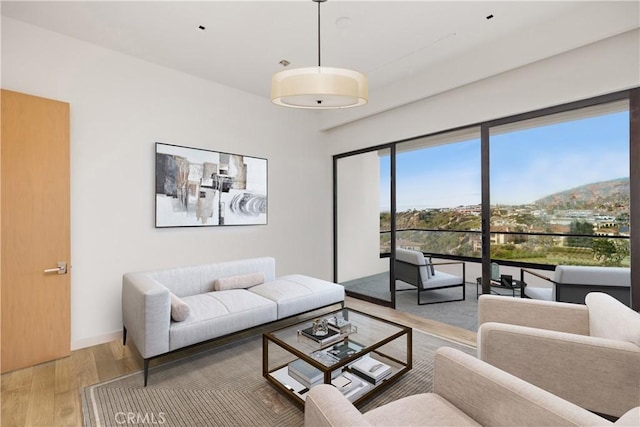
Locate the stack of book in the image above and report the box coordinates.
[287,359,340,389]
[331,372,369,401]
[349,356,392,384]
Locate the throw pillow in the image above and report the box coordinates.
[214,272,265,291]
[170,292,190,322]
[426,256,436,276]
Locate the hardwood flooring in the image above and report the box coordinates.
[1,297,476,426]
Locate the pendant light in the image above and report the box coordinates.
[271,0,368,109]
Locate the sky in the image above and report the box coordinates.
[380,110,630,211]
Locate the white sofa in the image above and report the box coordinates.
[522,265,630,305]
[122,257,344,385]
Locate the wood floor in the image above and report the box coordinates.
[1,297,476,427]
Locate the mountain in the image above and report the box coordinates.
[534,178,629,210]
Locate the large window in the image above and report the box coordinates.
[333,89,637,309]
[489,101,630,267]
[390,129,481,258]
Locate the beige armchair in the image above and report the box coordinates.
[304,347,639,426]
[478,293,640,418]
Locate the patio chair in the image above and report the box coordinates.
[395,248,465,305]
[478,292,640,418]
[521,265,630,306]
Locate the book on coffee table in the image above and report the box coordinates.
[288,359,341,389]
[332,371,368,400]
[288,359,322,388]
[309,341,362,367]
[349,356,392,384]
[323,342,360,360]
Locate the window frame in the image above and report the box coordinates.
[332,87,639,309]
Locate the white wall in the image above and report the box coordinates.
[336,151,388,282]
[323,29,640,154]
[1,17,333,349]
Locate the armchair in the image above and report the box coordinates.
[478,293,640,418]
[304,347,639,426]
[395,248,465,305]
[521,265,630,306]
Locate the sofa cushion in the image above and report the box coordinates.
[363,393,480,426]
[524,286,553,301]
[146,257,276,296]
[169,292,190,322]
[554,266,630,287]
[213,272,264,291]
[421,271,462,289]
[248,274,344,319]
[169,290,277,350]
[586,292,640,347]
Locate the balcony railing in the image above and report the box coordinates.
[380,228,630,269]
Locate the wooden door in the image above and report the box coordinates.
[1,89,71,373]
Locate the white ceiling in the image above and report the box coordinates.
[2,1,639,129]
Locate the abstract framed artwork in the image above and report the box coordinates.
[155,142,267,227]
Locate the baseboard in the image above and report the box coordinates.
[72,330,122,351]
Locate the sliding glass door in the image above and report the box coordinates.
[333,88,638,311]
[335,146,394,305]
[395,129,481,258]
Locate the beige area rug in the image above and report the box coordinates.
[82,330,475,427]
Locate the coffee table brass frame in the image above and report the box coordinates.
[262,308,412,408]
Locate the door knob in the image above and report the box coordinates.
[44,262,67,275]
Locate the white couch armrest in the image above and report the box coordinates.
[122,272,171,359]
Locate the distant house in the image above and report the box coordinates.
[490,226,520,245]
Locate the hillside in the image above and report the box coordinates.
[382,209,481,232]
[534,177,629,210]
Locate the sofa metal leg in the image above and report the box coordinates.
[144,359,150,386]
[123,326,127,346]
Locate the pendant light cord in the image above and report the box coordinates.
[317,0,321,67]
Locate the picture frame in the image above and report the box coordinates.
[155,142,267,227]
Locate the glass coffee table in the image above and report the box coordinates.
[263,308,412,408]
